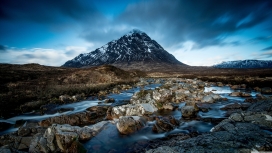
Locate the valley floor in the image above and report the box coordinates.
[0,64,272,152]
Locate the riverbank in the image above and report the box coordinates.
[0,64,145,118]
[1,77,272,152]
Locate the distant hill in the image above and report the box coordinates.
[62,29,186,70]
[213,60,272,68]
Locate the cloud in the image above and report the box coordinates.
[79,0,272,49]
[254,51,272,59]
[0,0,99,24]
[261,46,272,51]
[0,45,7,51]
[0,46,89,66]
[248,35,272,44]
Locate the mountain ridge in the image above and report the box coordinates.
[213,60,272,68]
[62,29,186,70]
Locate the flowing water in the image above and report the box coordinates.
[0,84,263,152]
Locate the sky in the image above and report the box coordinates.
[0,0,272,66]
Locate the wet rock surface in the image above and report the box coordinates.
[29,121,108,153]
[116,116,146,135]
[39,105,110,127]
[152,116,179,133]
[1,78,272,153]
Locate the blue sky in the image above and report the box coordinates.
[0,0,272,66]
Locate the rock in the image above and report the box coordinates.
[72,94,84,102]
[197,82,205,88]
[241,92,251,97]
[247,100,272,113]
[104,98,115,103]
[108,103,158,119]
[59,95,72,103]
[67,140,87,153]
[175,89,187,101]
[162,103,174,110]
[146,119,272,152]
[220,103,250,111]
[231,85,240,89]
[256,94,266,99]
[244,97,258,103]
[116,116,146,135]
[230,84,246,90]
[229,113,243,122]
[112,88,120,94]
[229,92,251,97]
[136,79,149,86]
[217,82,224,87]
[240,84,246,89]
[18,127,31,137]
[261,87,272,94]
[0,145,27,153]
[29,133,48,153]
[201,95,214,103]
[254,87,261,92]
[229,92,240,97]
[40,105,110,127]
[146,146,178,153]
[152,88,173,103]
[181,106,198,119]
[152,116,179,133]
[18,137,32,150]
[30,121,108,153]
[55,131,78,151]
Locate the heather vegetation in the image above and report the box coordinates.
[0,64,145,118]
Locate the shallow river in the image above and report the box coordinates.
[0,84,261,152]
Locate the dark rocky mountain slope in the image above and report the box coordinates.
[63,29,186,71]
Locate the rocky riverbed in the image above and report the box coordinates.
[0,78,272,153]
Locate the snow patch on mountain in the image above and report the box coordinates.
[213,60,272,68]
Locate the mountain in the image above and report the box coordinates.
[62,29,186,70]
[213,60,272,68]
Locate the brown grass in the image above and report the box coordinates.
[0,64,145,118]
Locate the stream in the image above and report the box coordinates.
[0,83,262,152]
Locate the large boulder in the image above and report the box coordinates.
[116,116,146,135]
[40,105,109,127]
[29,121,108,153]
[108,103,158,119]
[175,89,189,102]
[152,116,179,133]
[201,95,214,103]
[201,93,221,103]
[181,106,198,119]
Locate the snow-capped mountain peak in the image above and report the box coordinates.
[213,60,272,68]
[63,30,184,68]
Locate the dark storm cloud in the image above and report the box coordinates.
[82,0,272,49]
[261,46,272,51]
[1,0,272,51]
[120,0,272,48]
[0,0,98,23]
[0,45,7,51]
